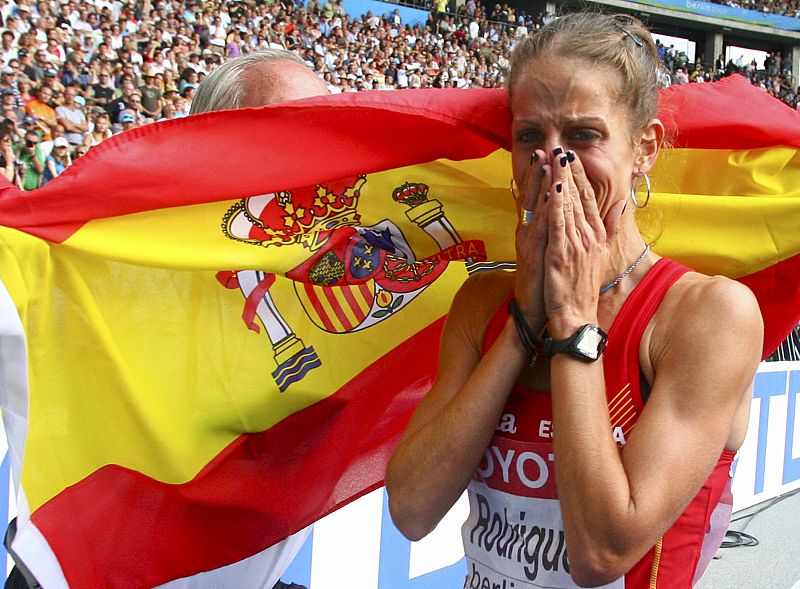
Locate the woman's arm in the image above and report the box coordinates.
[45,157,57,181]
[0,163,14,183]
[0,151,16,182]
[387,150,553,541]
[550,279,761,586]
[542,154,763,586]
[386,272,526,540]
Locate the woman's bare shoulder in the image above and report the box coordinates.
[664,271,761,326]
[446,269,516,351]
[650,270,763,365]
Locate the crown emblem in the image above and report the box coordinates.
[222,175,367,251]
[392,182,430,208]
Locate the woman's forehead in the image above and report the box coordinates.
[511,60,623,116]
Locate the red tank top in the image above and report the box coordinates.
[461,258,734,589]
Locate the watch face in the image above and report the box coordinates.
[574,325,605,360]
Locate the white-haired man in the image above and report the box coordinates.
[191,48,329,589]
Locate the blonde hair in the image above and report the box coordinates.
[508,12,663,133]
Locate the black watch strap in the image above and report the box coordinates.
[543,324,607,361]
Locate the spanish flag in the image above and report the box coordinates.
[0,75,797,587]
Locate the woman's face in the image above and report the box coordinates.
[510,56,643,220]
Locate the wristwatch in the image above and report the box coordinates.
[543,324,607,361]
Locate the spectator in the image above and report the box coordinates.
[1,89,23,121]
[55,85,88,146]
[24,85,56,140]
[41,68,64,97]
[126,92,145,123]
[105,80,135,123]
[191,48,328,112]
[82,111,112,148]
[117,111,138,133]
[71,143,88,159]
[139,72,163,119]
[0,123,21,187]
[91,69,115,107]
[41,135,70,184]
[190,48,326,589]
[16,79,33,107]
[16,129,44,190]
[673,67,689,85]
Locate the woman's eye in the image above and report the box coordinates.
[517,130,544,145]
[571,129,602,143]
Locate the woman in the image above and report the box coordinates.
[386,12,762,588]
[82,112,112,148]
[0,124,22,187]
[17,79,33,107]
[42,136,71,185]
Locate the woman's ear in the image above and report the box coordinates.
[634,118,665,176]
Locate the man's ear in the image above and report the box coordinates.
[634,118,665,176]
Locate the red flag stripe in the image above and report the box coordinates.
[738,252,800,358]
[321,285,355,332]
[0,89,511,241]
[302,282,338,333]
[339,282,370,322]
[30,317,445,589]
[1,77,799,243]
[659,75,800,149]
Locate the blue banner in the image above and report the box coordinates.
[636,0,800,31]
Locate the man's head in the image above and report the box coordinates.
[190,48,328,114]
[120,81,135,97]
[64,85,80,104]
[24,131,39,149]
[36,85,53,103]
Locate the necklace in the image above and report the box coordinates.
[599,244,650,294]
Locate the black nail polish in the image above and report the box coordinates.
[556,182,563,193]
[544,191,549,202]
[567,150,576,162]
[552,146,563,156]
[560,155,568,167]
[531,152,539,164]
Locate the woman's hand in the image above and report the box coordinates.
[514,148,551,335]
[543,150,623,336]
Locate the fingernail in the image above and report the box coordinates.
[552,146,563,156]
[556,182,563,193]
[531,152,539,164]
[544,191,550,202]
[566,150,576,162]
[559,155,568,167]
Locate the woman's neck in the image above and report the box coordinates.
[602,222,653,295]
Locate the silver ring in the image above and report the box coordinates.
[521,209,534,226]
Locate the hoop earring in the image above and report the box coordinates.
[510,176,519,201]
[631,173,651,208]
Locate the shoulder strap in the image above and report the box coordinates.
[606,257,691,404]
[607,257,690,345]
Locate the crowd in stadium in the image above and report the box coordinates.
[0,0,796,189]
[715,0,800,17]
